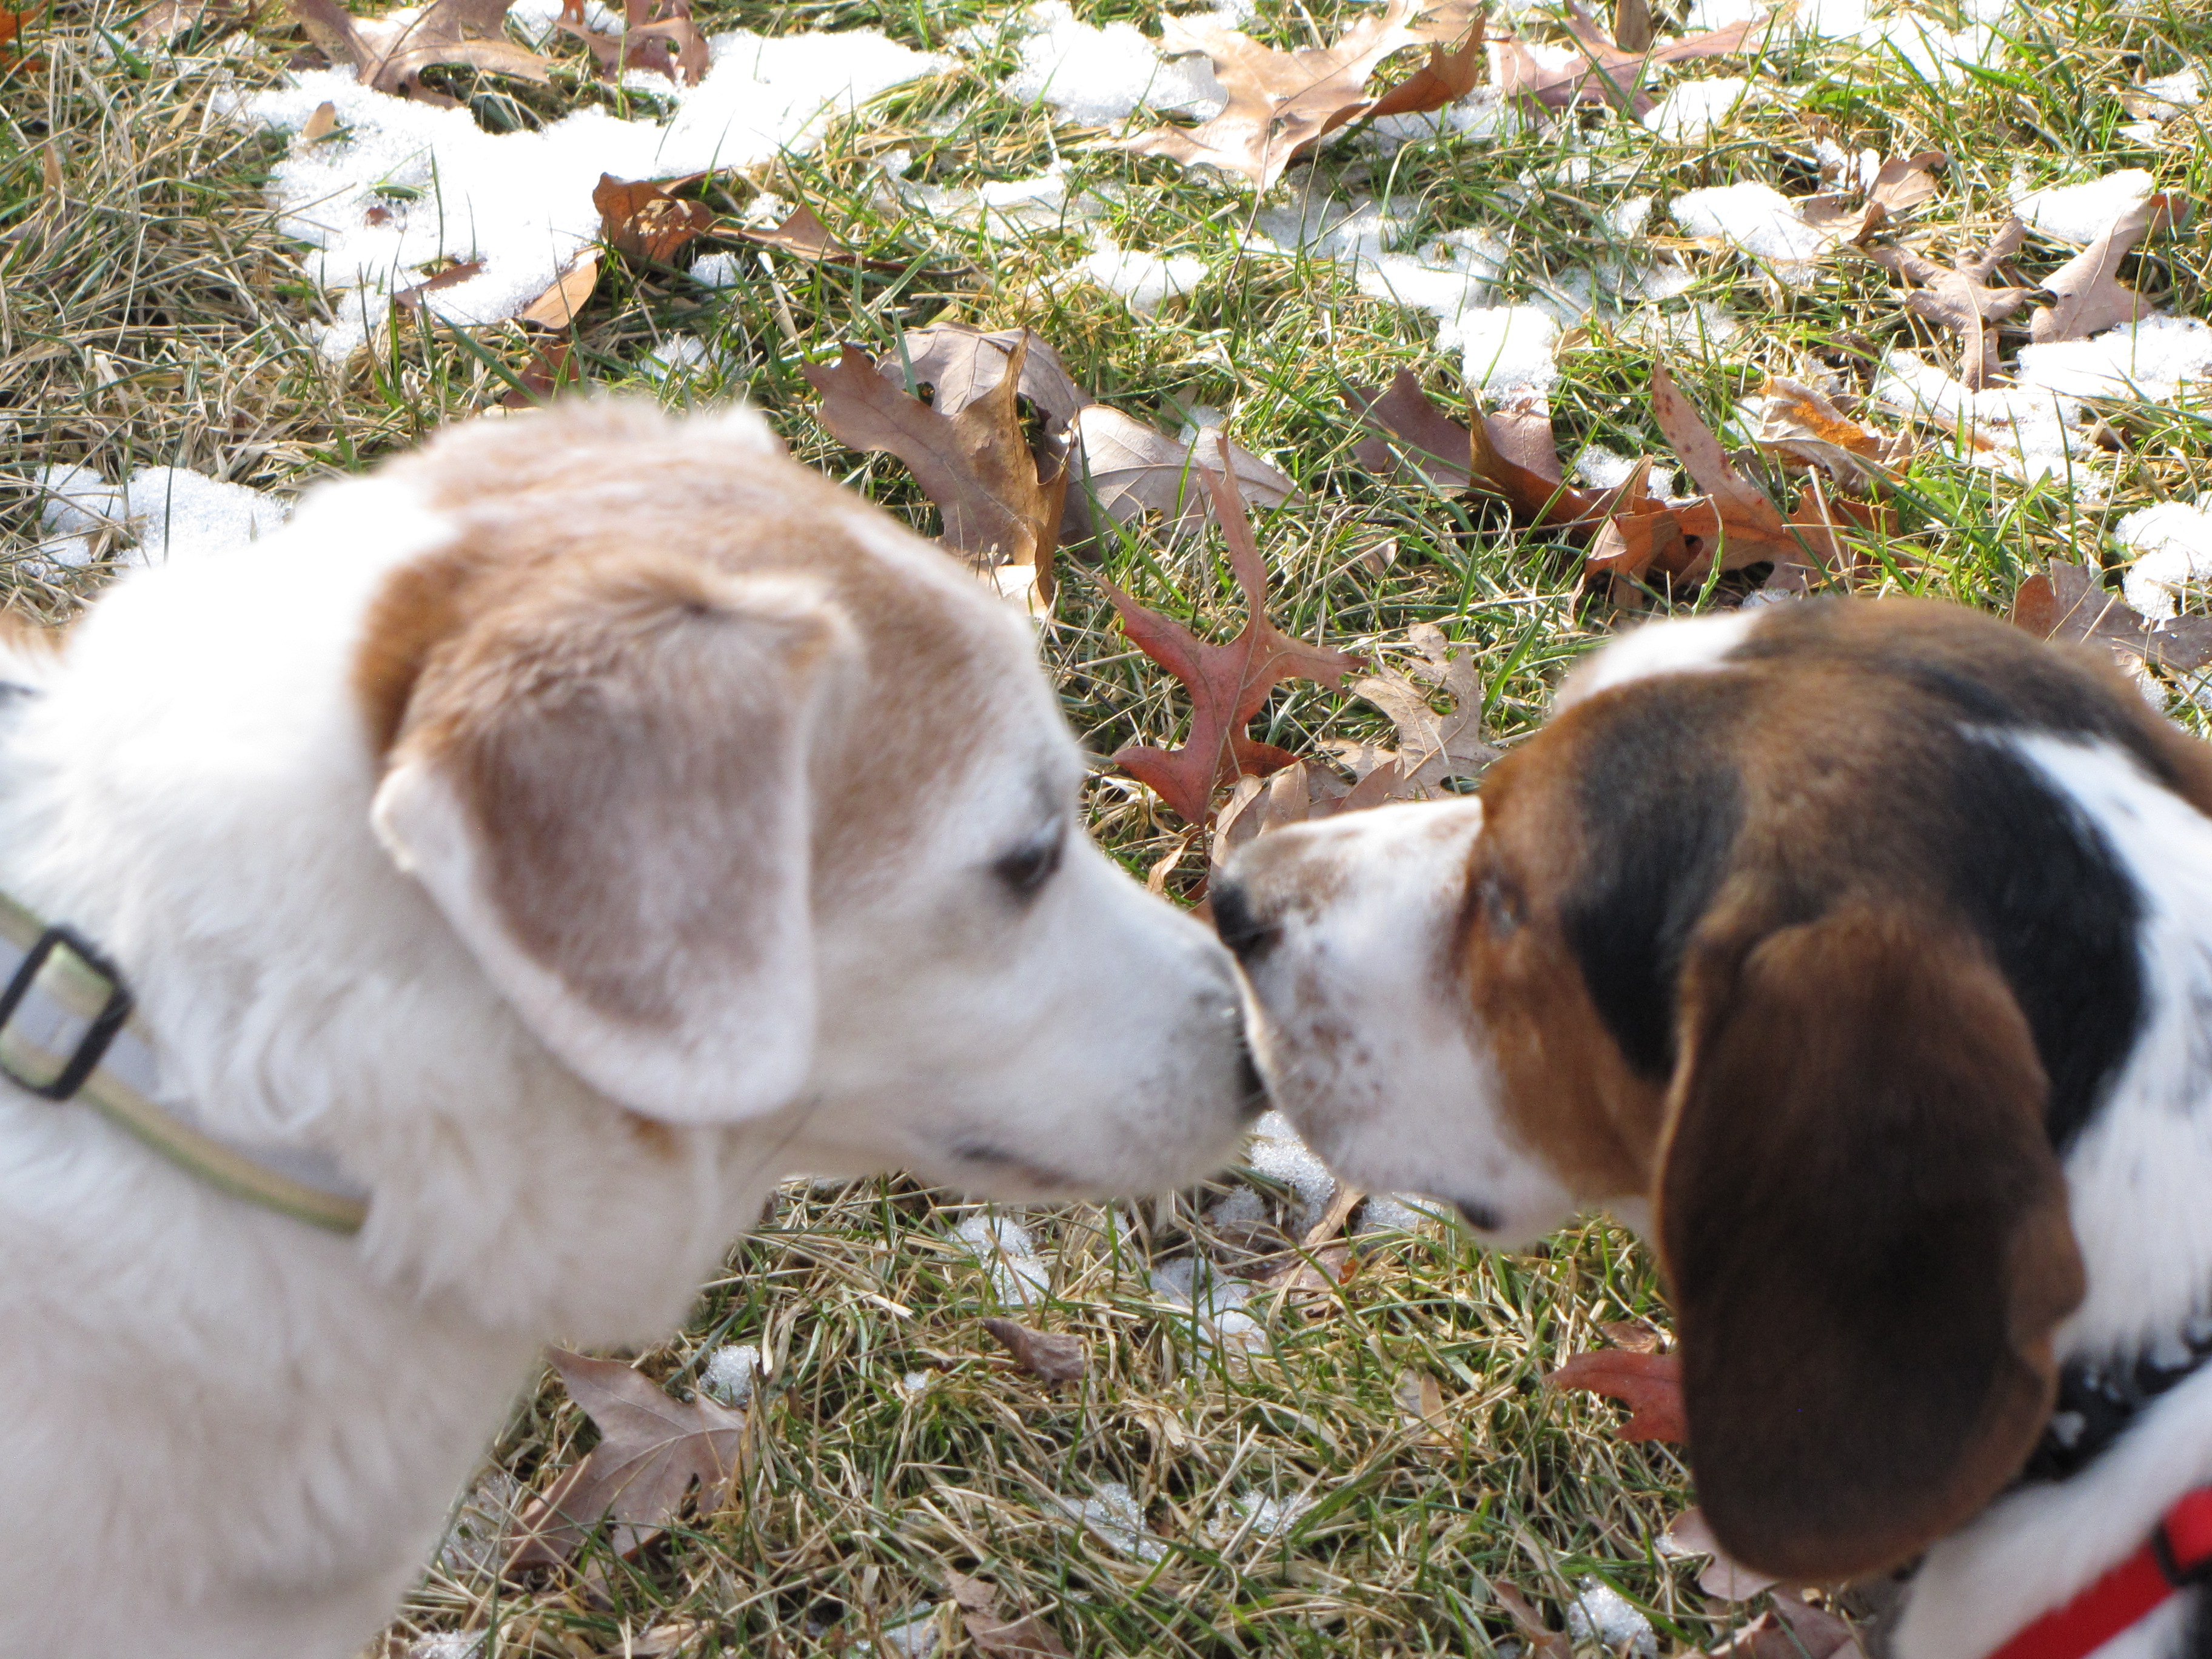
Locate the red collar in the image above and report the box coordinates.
[1988,1486,2212,1659]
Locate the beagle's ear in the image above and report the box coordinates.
[1658,906,2084,1582]
[369,554,854,1126]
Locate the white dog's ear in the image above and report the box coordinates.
[369,552,852,1125]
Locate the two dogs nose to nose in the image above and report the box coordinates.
[1210,877,1277,962]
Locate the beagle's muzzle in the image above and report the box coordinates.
[1221,598,2212,1658]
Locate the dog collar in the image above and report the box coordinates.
[0,889,369,1233]
[1987,1486,2212,1659]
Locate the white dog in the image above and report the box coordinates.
[0,401,1253,1657]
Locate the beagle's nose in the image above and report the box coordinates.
[1210,877,1278,963]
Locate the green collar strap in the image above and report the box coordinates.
[0,891,369,1233]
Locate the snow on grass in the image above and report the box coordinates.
[2016,315,2212,403]
[997,0,1227,125]
[33,461,287,565]
[1567,1580,1658,1659]
[228,18,947,358]
[2013,167,2156,242]
[1149,1255,1269,1362]
[701,1342,762,1407]
[1643,76,1752,140]
[2118,500,2212,621]
[1049,1481,1169,1562]
[1669,181,1831,275]
[1077,240,1204,312]
[952,1214,1052,1308]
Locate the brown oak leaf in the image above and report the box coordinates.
[515,252,601,329]
[1070,406,1298,540]
[1324,622,1500,794]
[1545,1347,1686,1441]
[735,204,906,270]
[391,256,484,312]
[1869,220,2035,390]
[982,1318,1088,1383]
[2028,191,2191,344]
[1753,376,1916,489]
[945,1572,1074,1658]
[504,1350,745,1569]
[1119,0,1483,190]
[287,0,551,104]
[1493,1584,1575,1658]
[1492,2,1766,117]
[1101,446,1360,824]
[2012,557,2212,674]
[1709,1594,1869,1659]
[557,0,706,84]
[806,337,1070,610]
[594,173,714,264]
[1349,370,1605,529]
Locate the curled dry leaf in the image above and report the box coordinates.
[1119,0,1483,190]
[1324,622,1500,795]
[391,256,484,312]
[2012,557,2212,674]
[1101,447,1361,825]
[1393,1367,1449,1444]
[1070,406,1298,541]
[1349,370,1604,529]
[1544,1348,1686,1442]
[1709,1594,1868,1659]
[2029,191,2191,344]
[557,0,708,85]
[1868,149,1946,215]
[515,252,602,329]
[945,1572,1074,1658]
[736,204,906,270]
[1493,1584,1575,1658]
[504,1350,746,1569]
[1596,1316,1665,1353]
[1492,2,1766,117]
[1753,376,1915,489]
[1868,220,2034,390]
[287,0,551,104]
[981,1318,1088,1383]
[594,173,714,264]
[806,337,1070,611]
[1661,1508,1780,1600]
[501,338,578,408]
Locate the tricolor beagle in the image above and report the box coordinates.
[0,401,1253,1657]
[1217,598,2212,1659]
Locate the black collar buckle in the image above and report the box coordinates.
[0,925,133,1101]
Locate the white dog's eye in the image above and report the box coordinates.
[991,825,1065,899]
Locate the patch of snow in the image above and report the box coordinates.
[408,1637,486,1659]
[227,21,948,358]
[953,1214,1051,1307]
[1598,194,1654,240]
[898,162,1114,237]
[2118,500,2212,622]
[1566,1580,1658,1659]
[2015,315,2212,404]
[506,0,614,44]
[2013,168,2157,243]
[33,461,287,566]
[434,1469,522,1577]
[688,249,746,287]
[1233,1491,1315,1538]
[1242,1111,1335,1236]
[1643,76,1751,139]
[1000,1,1226,125]
[1051,1480,1168,1561]
[2136,65,2205,115]
[1456,306,1560,399]
[1670,181,1831,275]
[702,1342,761,1407]
[1150,1254,1267,1359]
[640,332,722,383]
[1355,1194,1449,1233]
[1872,350,2105,495]
[879,1606,941,1659]
[1081,239,1203,312]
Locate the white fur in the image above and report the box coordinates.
[1551,609,1755,712]
[1226,799,1577,1246]
[0,431,1248,1655]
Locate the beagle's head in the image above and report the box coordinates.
[1219,598,2212,1583]
[358,400,1253,1201]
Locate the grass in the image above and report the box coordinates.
[3,0,2210,1649]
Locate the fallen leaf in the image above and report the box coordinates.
[299,99,340,142]
[1493,4,1766,117]
[1099,446,1361,824]
[1661,1508,1780,1600]
[944,1573,1073,1658]
[1393,1367,1449,1444]
[1794,192,1886,247]
[806,337,1070,609]
[981,1318,1088,1383]
[1324,622,1500,795]
[1349,371,1605,528]
[1544,1349,1686,1441]
[1869,220,2035,390]
[1361,5,1485,119]
[1612,0,1651,53]
[2012,557,2212,673]
[391,256,484,312]
[0,2,43,72]
[287,0,552,104]
[515,252,601,329]
[882,322,1090,437]
[1596,1317,1664,1353]
[1119,0,1482,190]
[2028,191,2191,344]
[504,1349,746,1569]
[1753,375,1915,488]
[594,173,714,265]
[136,0,229,44]
[1709,1595,1868,1659]
[1869,149,1946,215]
[557,0,707,85]
[632,1618,709,1657]
[736,204,905,270]
[501,337,578,407]
[1070,405,1299,540]
[1493,1584,1575,1658]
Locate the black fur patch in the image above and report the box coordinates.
[1560,685,1746,1081]
[1926,736,2145,1153]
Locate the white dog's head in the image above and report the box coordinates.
[351,401,1255,1201]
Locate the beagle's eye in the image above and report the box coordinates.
[992,826,1065,899]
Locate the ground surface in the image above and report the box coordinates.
[3,0,2210,1651]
